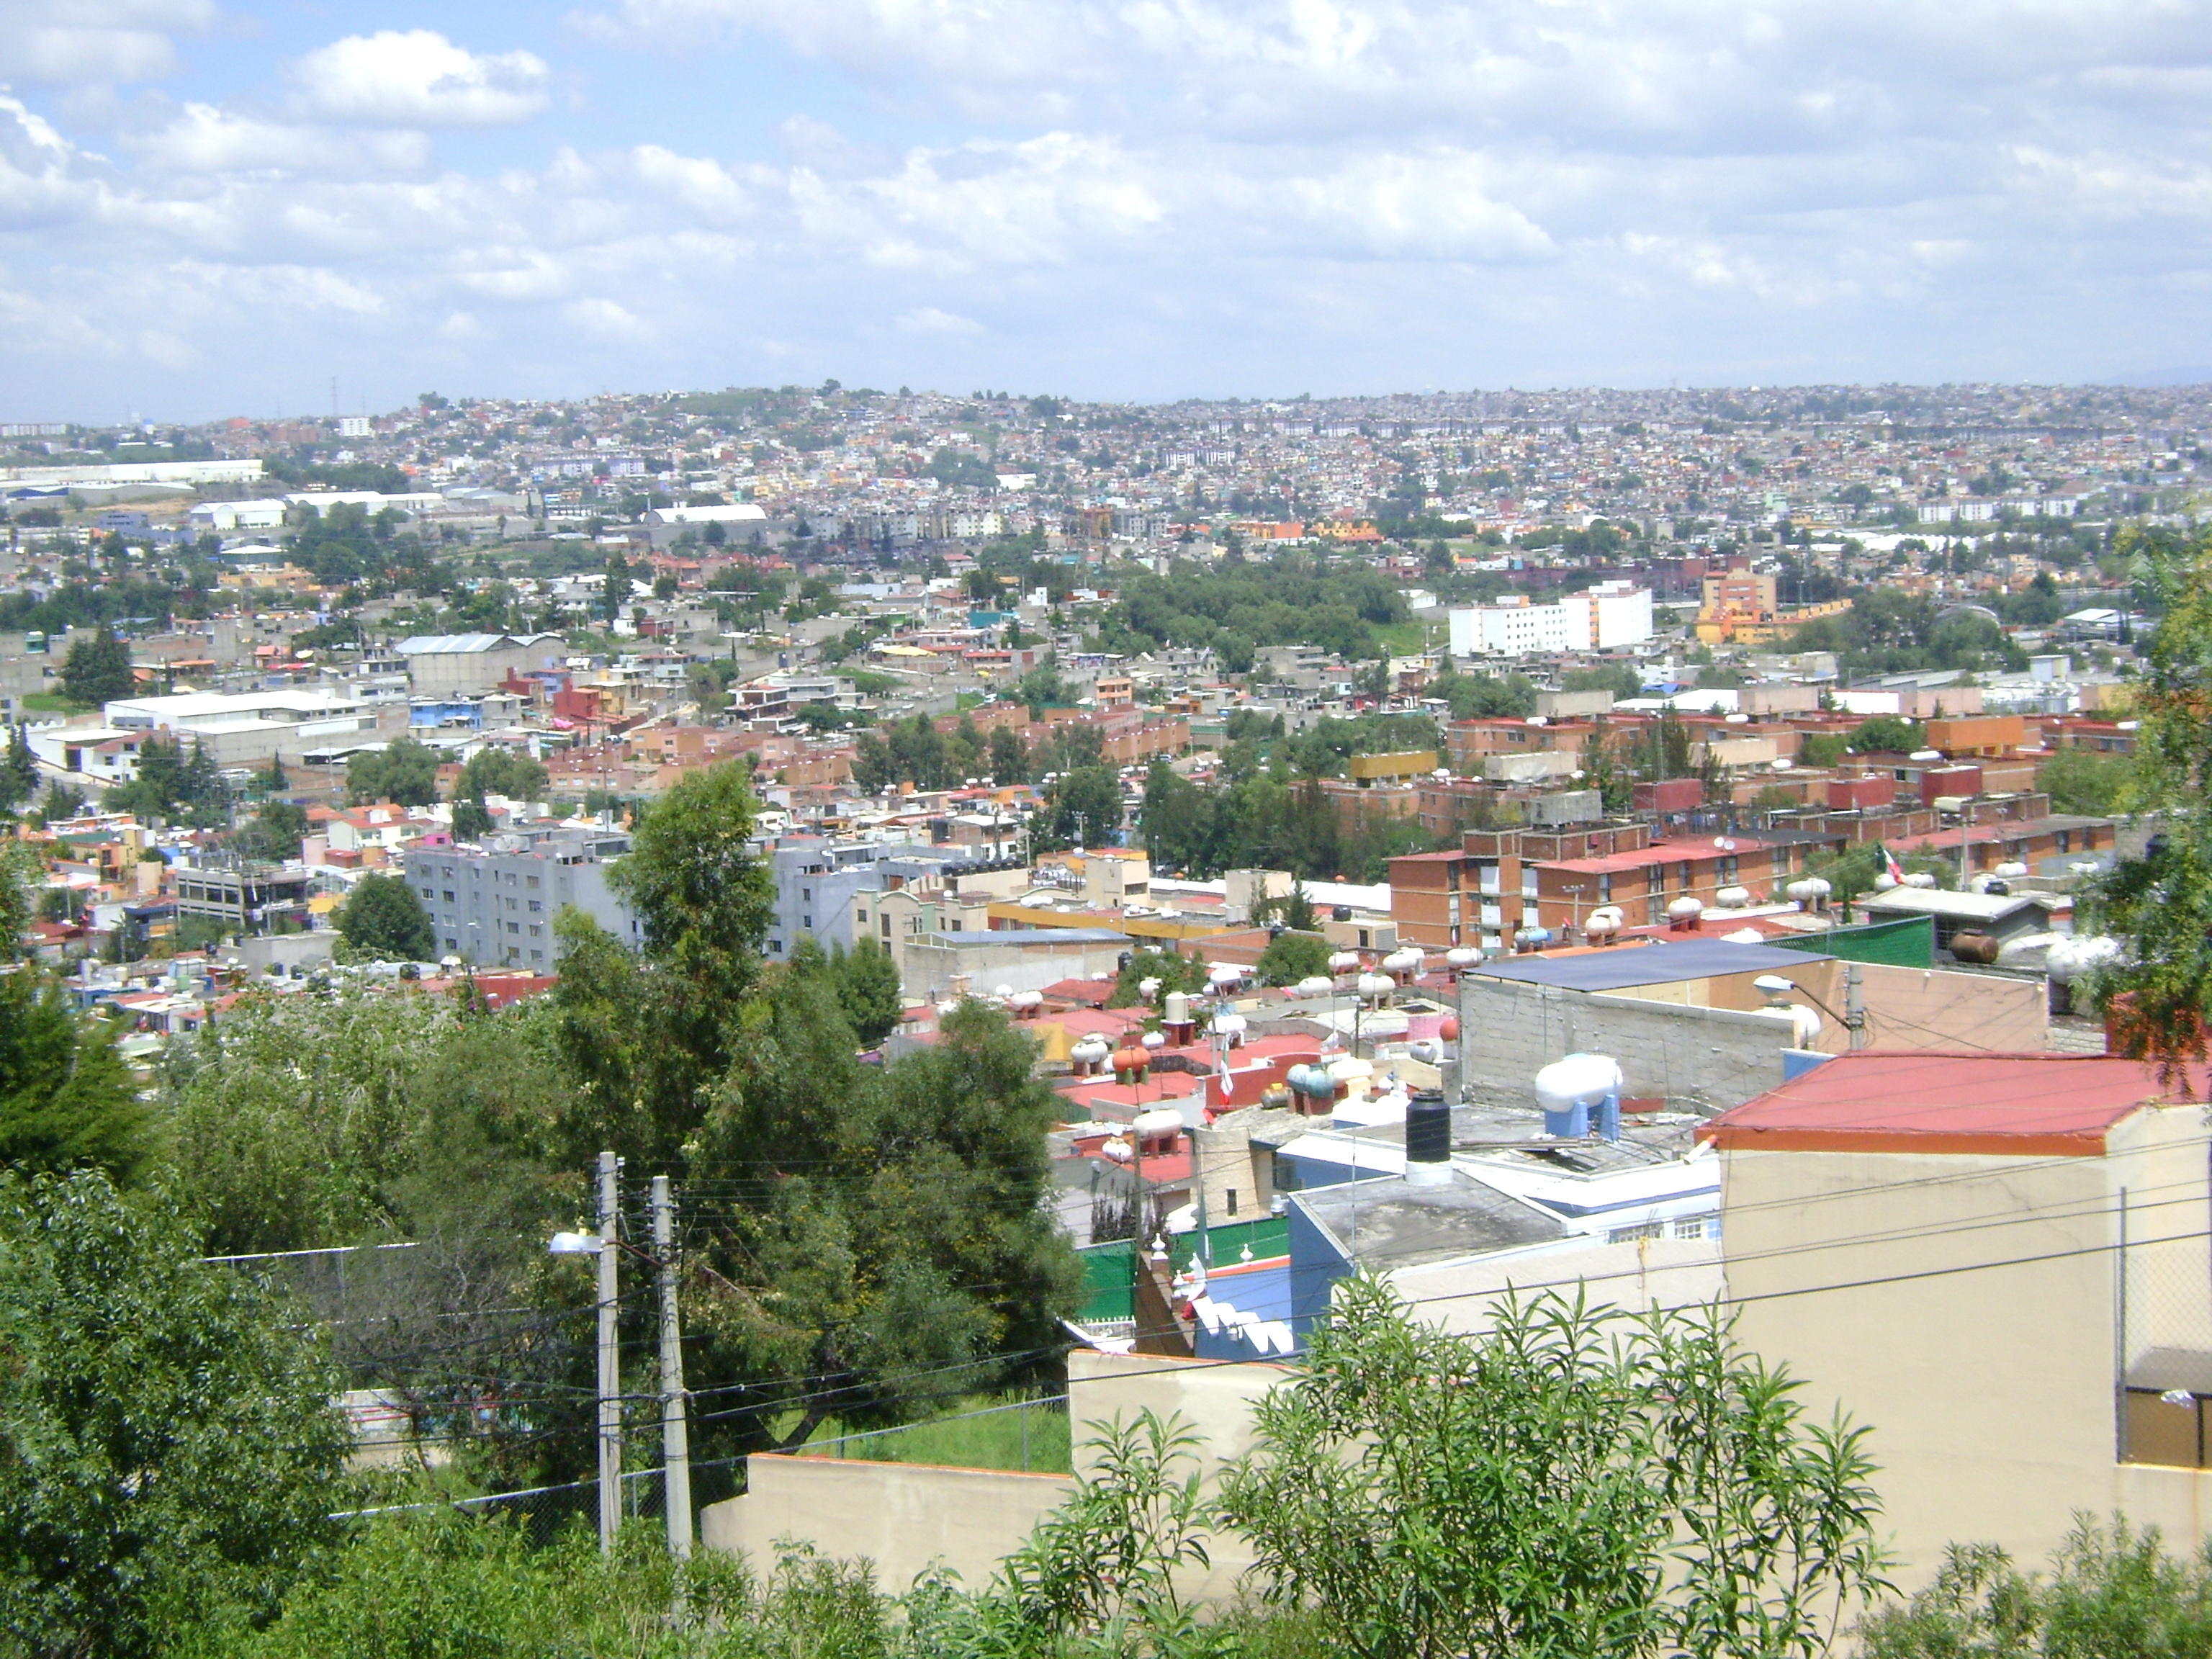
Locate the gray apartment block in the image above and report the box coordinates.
[761,837,987,960]
[403,827,637,968]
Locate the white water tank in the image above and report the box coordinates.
[1446,946,1480,970]
[1329,950,1363,974]
[1295,976,1334,997]
[1140,1028,1166,1050]
[1667,896,1704,922]
[1132,1107,1184,1141]
[1164,991,1190,1025]
[1356,973,1393,999]
[1535,1053,1624,1113]
[1716,886,1752,907]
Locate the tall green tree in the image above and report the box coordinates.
[831,937,906,1048]
[2088,529,2212,1075]
[346,737,439,807]
[457,747,549,801]
[599,554,632,624]
[1042,764,1121,852]
[0,724,36,814]
[0,1170,351,1657]
[989,723,1030,785]
[0,975,149,1183]
[60,625,134,706]
[338,873,436,962]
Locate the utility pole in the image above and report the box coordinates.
[595,1150,621,1553]
[1845,963,1866,1050]
[651,1175,693,1560]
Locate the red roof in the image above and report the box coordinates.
[1701,1052,2202,1156]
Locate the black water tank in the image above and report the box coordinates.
[1406,1087,1451,1166]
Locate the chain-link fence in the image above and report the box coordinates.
[2117,1181,2212,1468]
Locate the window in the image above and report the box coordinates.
[802,915,812,929]
[444,938,458,950]
[1607,1221,1665,1244]
[1672,1215,1715,1241]
[527,875,541,889]
[529,900,541,912]
[443,891,456,903]
[420,888,433,900]
[855,909,868,924]
[881,916,892,937]
[1226,1189,1238,1216]
[529,924,541,937]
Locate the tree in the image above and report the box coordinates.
[1043,764,1122,852]
[346,737,439,807]
[2039,745,2132,817]
[989,723,1030,785]
[260,750,287,794]
[60,625,133,706]
[831,937,905,1048]
[458,747,549,801]
[600,554,631,623]
[0,971,149,1182]
[234,800,308,863]
[1255,930,1331,986]
[338,873,436,962]
[1217,1277,1892,1659]
[1848,714,1924,755]
[2087,529,2212,1076]
[449,795,493,842]
[0,724,36,814]
[0,1170,351,1656]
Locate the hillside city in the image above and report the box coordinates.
[6,379,2212,1655]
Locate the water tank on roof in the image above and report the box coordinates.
[1535,1053,1624,1141]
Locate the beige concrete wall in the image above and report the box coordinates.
[1719,1105,2212,1591]
[1612,958,2049,1057]
[1851,961,2048,1053]
[699,1354,1299,1597]
[700,1455,1074,1591]
[1390,1235,1725,1338]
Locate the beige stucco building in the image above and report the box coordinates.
[1709,1051,2212,1589]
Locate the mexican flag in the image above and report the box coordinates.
[1876,844,1905,884]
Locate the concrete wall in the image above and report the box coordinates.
[1390,1235,1725,1338]
[1722,1105,2212,1591]
[701,1455,1074,1590]
[698,1352,1295,1598]
[1601,958,2047,1057]
[1458,975,1804,1112]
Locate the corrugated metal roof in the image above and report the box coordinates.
[1701,1052,2198,1156]
[1470,938,1834,991]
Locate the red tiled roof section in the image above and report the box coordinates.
[1700,1052,2204,1157]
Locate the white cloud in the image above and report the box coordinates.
[126,103,433,176]
[897,305,982,335]
[562,295,649,338]
[0,0,217,88]
[287,30,552,128]
[5,0,2212,411]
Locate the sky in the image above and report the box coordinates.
[1,0,2209,423]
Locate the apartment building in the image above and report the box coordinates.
[403,826,634,968]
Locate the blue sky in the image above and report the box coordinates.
[2,0,2208,422]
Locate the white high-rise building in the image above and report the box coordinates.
[1448,581,1654,658]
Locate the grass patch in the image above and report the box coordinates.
[1373,619,1444,656]
[22,692,81,713]
[789,1393,1071,1474]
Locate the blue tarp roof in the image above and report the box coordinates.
[1469,938,1833,992]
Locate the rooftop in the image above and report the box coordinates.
[1468,937,1833,992]
[1295,1171,1569,1269]
[1701,1052,2200,1157]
